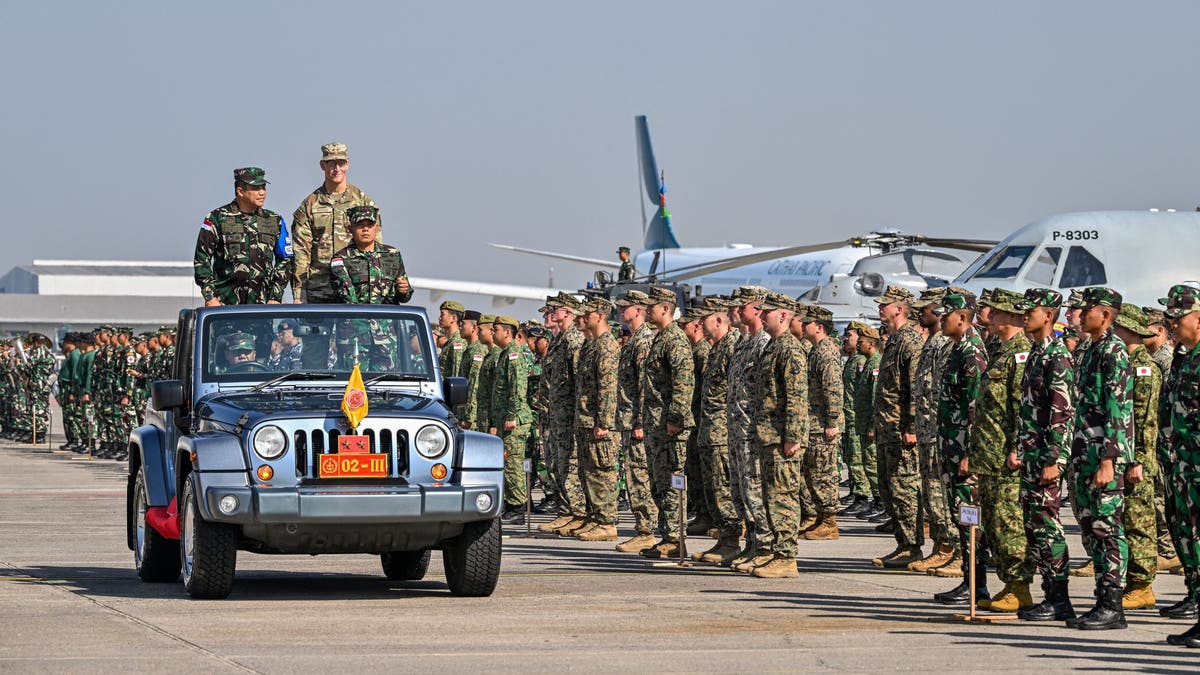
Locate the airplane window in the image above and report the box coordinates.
[972,245,1035,279]
[1059,246,1107,287]
[1024,247,1061,286]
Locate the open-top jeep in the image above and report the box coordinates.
[126,305,504,598]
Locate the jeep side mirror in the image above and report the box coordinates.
[152,380,185,411]
[442,377,468,408]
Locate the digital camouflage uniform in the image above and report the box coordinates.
[1125,345,1161,585]
[804,333,843,516]
[875,320,925,548]
[685,334,711,524]
[697,328,740,540]
[292,182,379,303]
[641,317,695,543]
[753,325,808,559]
[194,170,292,305]
[842,350,867,497]
[576,326,621,526]
[617,321,657,535]
[1150,339,1178,560]
[439,330,468,383]
[939,325,988,573]
[477,343,502,432]
[543,323,586,519]
[729,329,772,551]
[915,331,957,548]
[461,337,490,430]
[1072,320,1135,594]
[491,329,532,508]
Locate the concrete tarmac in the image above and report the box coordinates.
[0,439,1196,673]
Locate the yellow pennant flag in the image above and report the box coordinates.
[341,363,368,432]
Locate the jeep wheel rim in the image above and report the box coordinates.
[134,476,147,567]
[181,493,195,582]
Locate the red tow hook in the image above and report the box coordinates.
[146,497,180,540]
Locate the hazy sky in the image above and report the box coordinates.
[3,1,1199,292]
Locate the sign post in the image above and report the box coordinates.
[524,458,533,537]
[959,504,981,621]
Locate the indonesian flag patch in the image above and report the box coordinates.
[331,257,344,268]
[473,354,484,362]
[508,352,519,360]
[200,219,215,233]
[1136,366,1153,377]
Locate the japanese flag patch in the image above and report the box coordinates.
[1015,352,1029,363]
[1136,366,1153,377]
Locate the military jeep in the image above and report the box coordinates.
[125,305,504,599]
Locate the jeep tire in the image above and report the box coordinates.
[180,474,237,599]
[442,518,501,597]
[132,468,181,582]
[380,550,431,581]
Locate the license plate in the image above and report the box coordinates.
[319,453,388,478]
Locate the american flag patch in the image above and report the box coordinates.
[1136,366,1153,377]
[1015,352,1029,363]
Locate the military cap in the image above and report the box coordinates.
[479,313,497,324]
[494,315,520,330]
[981,288,1025,314]
[804,305,834,323]
[1115,303,1155,337]
[1079,286,1122,310]
[1142,306,1166,326]
[731,285,770,304]
[276,318,300,332]
[61,332,77,343]
[760,292,797,312]
[462,310,482,323]
[934,292,978,316]
[647,287,678,306]
[1066,288,1086,309]
[1157,282,1200,307]
[846,321,870,335]
[911,287,948,309]
[583,297,613,315]
[440,300,465,313]
[857,323,882,340]
[611,289,646,308]
[76,333,94,346]
[1015,287,1063,311]
[617,246,631,254]
[695,296,733,317]
[873,285,915,306]
[233,167,269,186]
[225,332,256,351]
[1164,288,1200,319]
[347,205,380,224]
[321,142,349,161]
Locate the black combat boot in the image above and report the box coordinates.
[934,580,971,605]
[1020,578,1075,621]
[1166,619,1200,646]
[1077,586,1127,630]
[499,505,525,525]
[856,498,885,520]
[839,496,868,517]
[531,495,558,515]
[1161,593,1199,620]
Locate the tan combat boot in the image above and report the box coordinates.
[1122,580,1157,609]
[615,533,657,553]
[539,514,574,533]
[1158,555,1183,574]
[797,516,818,534]
[577,524,618,542]
[733,552,775,573]
[752,557,799,578]
[977,581,1010,610]
[568,521,598,538]
[641,539,685,559]
[727,542,758,569]
[554,517,588,536]
[909,543,955,573]
[1069,560,1095,577]
[802,514,839,541]
[930,551,964,578]
[696,537,742,565]
[987,580,1033,612]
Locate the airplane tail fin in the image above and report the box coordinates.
[636,115,681,250]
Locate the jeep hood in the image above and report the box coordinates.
[196,390,446,424]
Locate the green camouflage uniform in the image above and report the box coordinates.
[1150,340,1178,559]
[24,344,55,436]
[875,321,925,548]
[686,335,711,523]
[804,334,844,516]
[291,183,379,303]
[939,326,988,573]
[194,199,291,305]
[491,337,532,507]
[330,243,413,305]
[461,338,491,430]
[697,330,741,540]
[477,344,502,431]
[617,322,658,535]
[641,319,695,543]
[753,329,808,558]
[576,329,621,526]
[1125,346,1161,585]
[842,351,866,496]
[853,351,881,497]
[59,345,80,445]
[1160,325,1200,600]
[78,347,96,447]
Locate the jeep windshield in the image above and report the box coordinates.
[200,311,434,384]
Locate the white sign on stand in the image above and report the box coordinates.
[523,459,532,473]
[959,505,980,526]
[671,474,686,490]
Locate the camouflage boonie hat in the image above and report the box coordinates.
[804,305,834,323]
[347,205,380,224]
[933,292,978,316]
[1080,286,1122,310]
[857,323,882,340]
[981,288,1025,314]
[1142,306,1166,326]
[911,287,948,309]
[225,332,255,352]
[1015,287,1063,311]
[647,287,678,305]
[731,285,770,304]
[873,285,915,306]
[1164,289,1200,319]
[321,142,349,161]
[440,300,465,313]
[760,292,797,312]
[1115,303,1155,337]
[233,167,268,186]
[494,315,520,330]
[614,289,650,307]
[1066,288,1086,309]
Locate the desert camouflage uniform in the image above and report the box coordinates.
[617,323,657,535]
[697,330,740,540]
[915,331,956,548]
[576,330,621,526]
[641,322,695,543]
[291,183,379,303]
[842,351,867,497]
[804,335,843,516]
[542,326,586,519]
[193,201,292,305]
[491,340,532,508]
[729,330,772,551]
[1072,326,1135,593]
[754,331,808,558]
[1019,334,1076,583]
[875,322,925,548]
[1124,346,1161,585]
[939,326,988,572]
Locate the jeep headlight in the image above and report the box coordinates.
[415,424,449,459]
[253,425,287,460]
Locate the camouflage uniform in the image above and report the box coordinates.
[854,350,882,497]
[543,322,586,519]
[1161,290,1200,602]
[439,330,468,382]
[477,342,502,432]
[329,239,412,307]
[939,325,988,573]
[729,329,772,551]
[875,319,924,548]
[842,349,867,497]
[686,333,712,523]
[1125,345,1161,586]
[461,336,491,430]
[803,332,844,516]
[915,331,957,548]
[1150,331,1179,560]
[641,313,695,543]
[24,342,55,437]
[576,324,621,526]
[617,320,657,535]
[59,341,80,446]
[697,328,741,540]
[77,345,96,448]
[491,321,532,508]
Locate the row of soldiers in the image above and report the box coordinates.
[0,327,177,460]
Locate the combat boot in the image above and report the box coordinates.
[554,517,589,536]
[1077,586,1127,630]
[752,556,799,578]
[856,498,885,520]
[531,495,558,515]
[1160,593,1199,620]
[733,552,774,573]
[686,516,714,537]
[797,515,818,534]
[569,521,598,538]
[499,506,526,525]
[929,550,964,577]
[539,514,574,533]
[802,514,839,540]
[1021,579,1076,622]
[873,545,921,569]
[987,580,1033,612]
[1069,559,1095,577]
[1122,580,1156,610]
[839,496,868,517]
[1157,555,1183,574]
[641,539,685,559]
[577,524,618,542]
[727,541,759,569]
[615,533,658,553]
[908,543,954,573]
[1166,619,1200,646]
[696,537,742,565]
[869,510,891,523]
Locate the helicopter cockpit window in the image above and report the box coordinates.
[910,251,967,278]
[1059,246,1107,287]
[1023,246,1061,286]
[972,245,1035,279]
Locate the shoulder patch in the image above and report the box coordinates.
[200,219,215,233]
[331,257,344,267]
[453,343,465,350]
[1015,352,1029,363]
[872,369,879,376]
[1136,366,1153,377]
[508,352,519,360]
[473,354,484,362]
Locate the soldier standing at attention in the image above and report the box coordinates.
[639,287,696,559]
[459,311,489,430]
[538,294,588,536]
[617,246,636,282]
[740,293,807,578]
[1111,304,1162,611]
[330,205,412,305]
[1067,287,1134,630]
[57,334,78,450]
[932,293,991,605]
[613,290,660,553]
[194,168,293,306]
[1015,288,1077,622]
[292,143,380,303]
[475,315,500,439]
[681,308,713,536]
[871,286,925,569]
[437,301,468,378]
[852,324,884,522]
[1142,305,1182,573]
[572,297,622,541]
[490,316,531,523]
[799,305,843,541]
[839,323,867,515]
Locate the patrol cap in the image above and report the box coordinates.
[857,323,882,340]
[760,292,797,312]
[347,205,379,224]
[463,310,482,323]
[493,315,520,331]
[696,296,733,317]
[1066,288,1086,309]
[982,288,1026,315]
[647,287,678,306]
[1079,286,1123,310]
[1157,283,1200,307]
[1015,287,1063,312]
[233,167,269,186]
[440,300,466,313]
[874,285,915,306]
[1164,289,1200,319]
[846,321,870,335]
[731,285,770,305]
[911,287,948,309]
[225,332,256,352]
[804,305,834,323]
[479,313,497,325]
[1141,306,1166,326]
[934,292,978,316]
[1115,303,1155,337]
[583,297,613,315]
[1060,326,1081,340]
[617,246,631,254]
[614,290,651,307]
[321,142,349,161]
